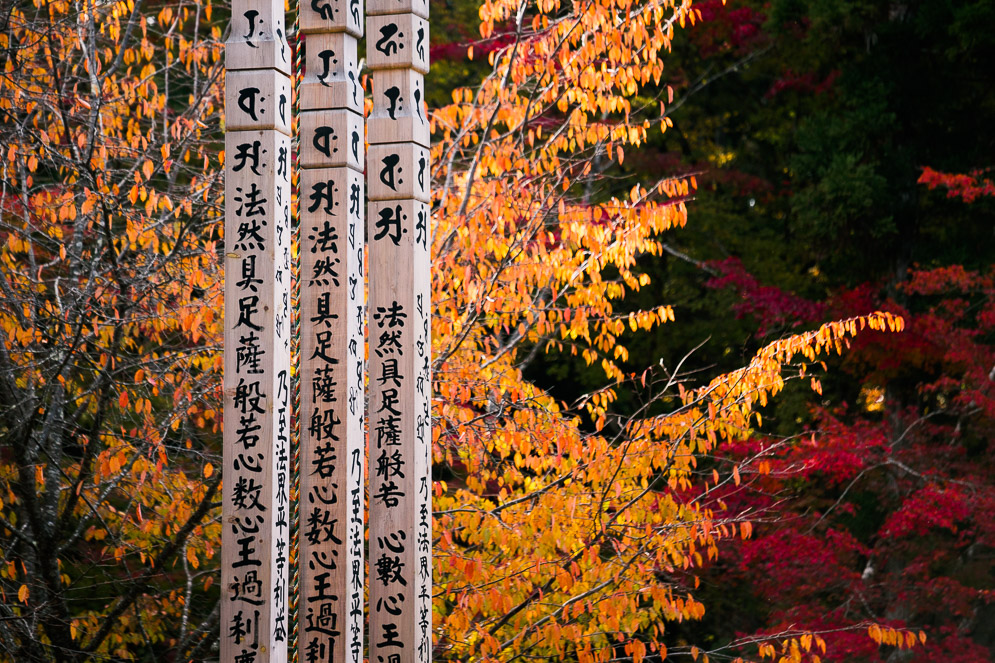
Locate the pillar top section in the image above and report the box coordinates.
[367,0,428,19]
[226,69,292,134]
[300,0,364,37]
[369,69,430,147]
[226,0,292,75]
[366,14,429,74]
[299,33,364,115]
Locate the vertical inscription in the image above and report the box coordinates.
[299,167,365,663]
[413,209,432,663]
[223,129,292,663]
[298,0,365,656]
[344,170,366,663]
[224,0,290,660]
[368,198,431,663]
[367,0,431,656]
[300,166,346,663]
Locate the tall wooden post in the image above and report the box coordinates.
[366,0,432,659]
[297,0,367,661]
[223,2,292,662]
[227,0,431,658]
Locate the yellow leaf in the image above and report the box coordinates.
[187,545,200,569]
[740,521,752,539]
[18,584,28,603]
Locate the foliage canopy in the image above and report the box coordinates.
[0,0,919,661]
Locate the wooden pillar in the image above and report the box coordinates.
[366,0,432,659]
[223,2,292,663]
[297,0,366,661]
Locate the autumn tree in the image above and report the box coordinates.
[0,0,225,659]
[696,261,995,661]
[599,0,995,657]
[0,0,924,661]
[568,0,995,397]
[426,0,916,660]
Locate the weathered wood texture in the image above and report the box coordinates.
[222,127,292,663]
[367,198,432,663]
[226,69,292,133]
[300,110,365,171]
[300,0,364,36]
[367,0,428,18]
[368,69,430,147]
[367,0,431,657]
[366,14,430,73]
[298,164,366,663]
[297,0,366,658]
[299,33,363,115]
[225,0,292,74]
[223,3,292,661]
[367,143,431,202]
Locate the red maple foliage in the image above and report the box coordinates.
[691,0,768,57]
[707,257,825,335]
[918,167,995,204]
[703,263,995,660]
